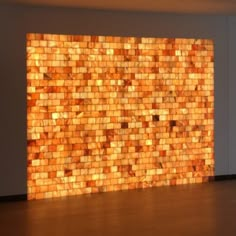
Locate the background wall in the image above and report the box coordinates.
[0,4,232,196]
[229,16,236,175]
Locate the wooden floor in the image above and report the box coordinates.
[1,180,236,236]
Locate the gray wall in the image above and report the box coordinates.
[229,16,236,174]
[0,4,231,196]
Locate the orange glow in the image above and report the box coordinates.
[27,34,214,200]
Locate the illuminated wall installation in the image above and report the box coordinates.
[27,33,214,200]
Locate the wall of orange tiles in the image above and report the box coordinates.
[27,33,214,200]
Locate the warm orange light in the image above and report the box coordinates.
[27,34,214,200]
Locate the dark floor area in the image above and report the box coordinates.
[1,180,236,236]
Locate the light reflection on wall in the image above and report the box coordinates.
[27,34,214,200]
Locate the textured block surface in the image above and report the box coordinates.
[27,34,214,200]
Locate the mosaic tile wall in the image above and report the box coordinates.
[27,33,214,200]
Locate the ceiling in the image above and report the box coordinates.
[2,0,236,14]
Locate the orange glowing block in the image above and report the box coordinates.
[27,33,214,200]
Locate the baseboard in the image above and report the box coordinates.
[0,194,27,202]
[214,174,236,181]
